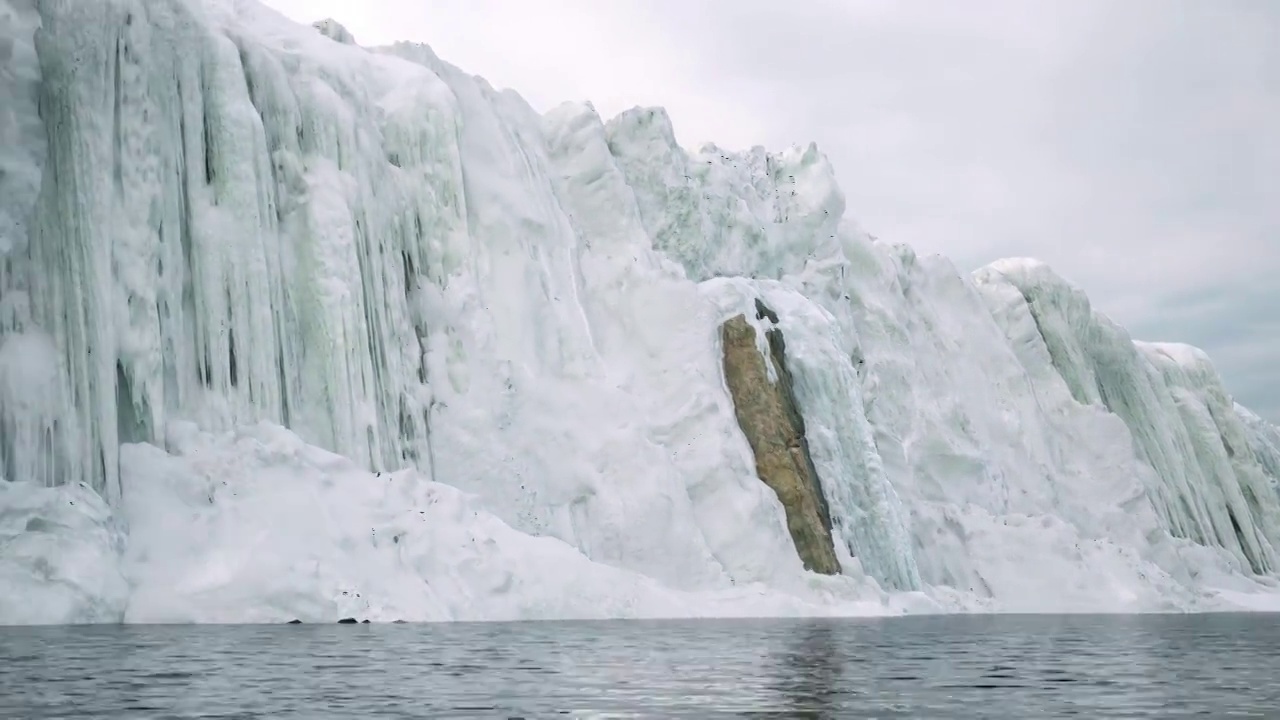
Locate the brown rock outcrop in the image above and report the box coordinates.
[720,299,841,574]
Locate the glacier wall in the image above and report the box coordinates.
[1,0,1278,623]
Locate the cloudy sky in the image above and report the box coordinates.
[263,0,1279,421]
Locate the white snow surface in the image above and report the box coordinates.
[1,0,1279,624]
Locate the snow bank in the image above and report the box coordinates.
[119,422,894,624]
[0,480,128,624]
[1,0,1279,624]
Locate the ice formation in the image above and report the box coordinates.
[1,0,1278,624]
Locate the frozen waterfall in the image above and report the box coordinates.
[1,0,1279,624]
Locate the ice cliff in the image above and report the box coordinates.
[1,0,1278,624]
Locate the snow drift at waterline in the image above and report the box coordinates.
[1,0,1278,624]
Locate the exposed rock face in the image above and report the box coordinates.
[721,300,841,575]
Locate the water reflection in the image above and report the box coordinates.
[772,619,845,717]
[2,614,1278,718]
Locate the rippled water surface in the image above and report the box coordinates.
[4,613,1278,718]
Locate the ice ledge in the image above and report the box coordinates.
[312,18,356,45]
[977,257,1224,369]
[1138,342,1215,373]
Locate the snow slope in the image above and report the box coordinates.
[1,0,1278,624]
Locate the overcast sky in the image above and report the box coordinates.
[264,0,1279,421]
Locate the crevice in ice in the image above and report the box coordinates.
[114,361,149,445]
[227,326,239,387]
[1226,509,1255,574]
[201,99,215,187]
[112,37,124,194]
